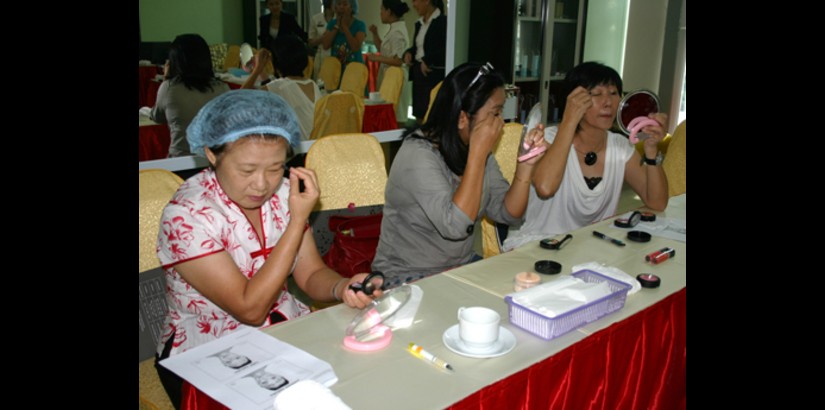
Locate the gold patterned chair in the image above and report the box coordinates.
[339,61,369,96]
[379,66,404,111]
[481,122,523,258]
[139,169,182,410]
[309,91,365,140]
[305,133,387,212]
[662,119,685,197]
[423,80,443,123]
[318,56,342,92]
[223,44,241,72]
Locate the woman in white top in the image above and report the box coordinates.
[242,36,321,140]
[503,62,669,251]
[368,0,411,123]
[307,0,335,80]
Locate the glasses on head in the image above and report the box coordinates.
[467,62,494,93]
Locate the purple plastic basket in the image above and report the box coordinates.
[504,269,632,341]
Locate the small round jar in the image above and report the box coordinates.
[514,271,542,292]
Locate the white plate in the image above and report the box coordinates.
[442,324,516,358]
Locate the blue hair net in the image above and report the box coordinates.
[187,90,302,156]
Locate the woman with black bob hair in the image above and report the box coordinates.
[372,62,547,288]
[150,33,230,157]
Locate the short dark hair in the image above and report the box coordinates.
[272,35,308,77]
[562,61,623,97]
[408,62,505,176]
[167,33,217,93]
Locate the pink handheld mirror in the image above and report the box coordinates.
[517,102,547,162]
[617,90,661,144]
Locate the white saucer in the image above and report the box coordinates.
[442,324,516,358]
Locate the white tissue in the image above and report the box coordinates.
[511,277,612,318]
[571,262,641,295]
[273,380,351,410]
[139,106,152,117]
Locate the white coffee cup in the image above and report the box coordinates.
[457,306,500,349]
[369,91,381,101]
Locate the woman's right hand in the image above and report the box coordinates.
[287,167,320,223]
[368,24,378,35]
[469,112,504,156]
[561,86,592,126]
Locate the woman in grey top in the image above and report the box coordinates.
[150,34,230,157]
[372,62,547,288]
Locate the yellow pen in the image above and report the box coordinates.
[407,342,454,372]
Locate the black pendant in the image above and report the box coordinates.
[584,152,597,166]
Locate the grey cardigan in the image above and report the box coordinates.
[372,137,521,287]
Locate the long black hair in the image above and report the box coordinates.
[405,62,505,176]
[167,34,218,93]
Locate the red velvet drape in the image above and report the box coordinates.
[362,103,398,133]
[138,124,171,161]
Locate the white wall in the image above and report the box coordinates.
[582,0,629,74]
[621,0,668,93]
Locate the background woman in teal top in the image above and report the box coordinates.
[321,0,366,65]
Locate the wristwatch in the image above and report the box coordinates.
[642,151,664,166]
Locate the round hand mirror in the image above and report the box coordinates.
[617,90,660,143]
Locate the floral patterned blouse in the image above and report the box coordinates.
[156,168,310,356]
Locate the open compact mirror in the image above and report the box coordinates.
[343,285,412,351]
[517,102,547,162]
[617,90,661,144]
[240,43,255,73]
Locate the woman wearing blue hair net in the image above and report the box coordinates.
[153,90,380,408]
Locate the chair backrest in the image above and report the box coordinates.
[139,169,184,272]
[379,66,404,111]
[304,55,314,80]
[305,133,388,211]
[223,44,241,71]
[318,56,342,92]
[662,119,685,197]
[423,80,443,123]
[339,61,369,96]
[481,122,524,258]
[309,91,365,140]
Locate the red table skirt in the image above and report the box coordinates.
[362,103,397,133]
[362,53,380,93]
[139,124,170,161]
[179,288,685,410]
[448,288,687,410]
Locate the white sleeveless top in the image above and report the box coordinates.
[503,126,635,251]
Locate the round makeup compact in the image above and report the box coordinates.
[636,273,661,289]
[627,230,652,243]
[534,260,562,275]
[614,211,642,228]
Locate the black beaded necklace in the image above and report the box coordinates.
[573,138,605,167]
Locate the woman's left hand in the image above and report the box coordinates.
[641,112,668,157]
[420,60,431,76]
[521,123,548,166]
[340,273,383,309]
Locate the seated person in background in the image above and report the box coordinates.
[150,33,230,157]
[503,62,668,251]
[371,62,547,288]
[154,90,378,408]
[243,35,320,140]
